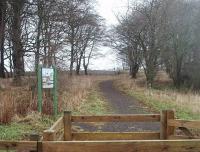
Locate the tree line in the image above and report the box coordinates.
[0,0,105,85]
[112,0,200,89]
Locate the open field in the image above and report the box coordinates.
[114,72,200,120]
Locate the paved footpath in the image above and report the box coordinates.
[74,80,160,132]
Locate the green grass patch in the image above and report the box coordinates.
[73,89,111,115]
[0,115,56,140]
[127,90,200,120]
[0,123,31,140]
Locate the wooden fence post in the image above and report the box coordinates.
[29,133,40,152]
[166,110,175,138]
[63,111,72,141]
[160,110,167,139]
[30,133,40,141]
[160,110,175,139]
[43,130,55,141]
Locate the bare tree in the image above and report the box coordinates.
[112,15,142,78]
[74,14,104,75]
[115,0,200,88]
[161,0,200,88]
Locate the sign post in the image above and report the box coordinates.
[37,65,42,113]
[37,66,58,115]
[53,66,58,115]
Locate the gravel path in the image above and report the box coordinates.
[74,80,160,132]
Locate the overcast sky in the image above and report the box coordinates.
[89,0,128,70]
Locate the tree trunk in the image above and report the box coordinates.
[145,62,157,88]
[130,62,139,79]
[83,59,89,75]
[84,65,88,75]
[83,41,94,76]
[69,28,75,76]
[11,0,25,85]
[69,42,75,75]
[9,41,13,77]
[76,51,84,75]
[173,59,182,88]
[35,0,43,72]
[0,1,6,78]
[76,64,81,75]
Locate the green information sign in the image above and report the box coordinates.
[37,65,58,115]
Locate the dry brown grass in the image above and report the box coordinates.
[115,72,200,119]
[0,74,114,124]
[0,89,33,124]
[58,74,113,112]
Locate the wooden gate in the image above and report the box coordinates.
[43,110,200,141]
[1,140,200,152]
[1,110,200,152]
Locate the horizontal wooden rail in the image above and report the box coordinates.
[71,114,160,122]
[168,135,199,140]
[72,132,160,140]
[42,140,200,152]
[168,119,200,129]
[1,139,200,152]
[0,141,37,151]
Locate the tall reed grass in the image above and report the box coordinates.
[0,74,113,124]
[0,89,32,124]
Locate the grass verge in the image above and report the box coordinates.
[114,75,200,120]
[0,114,56,140]
[73,88,110,115]
[129,91,200,120]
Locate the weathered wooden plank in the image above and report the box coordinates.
[168,135,199,140]
[72,132,160,140]
[64,111,72,141]
[49,116,64,132]
[160,110,167,139]
[167,110,175,138]
[0,141,37,151]
[42,140,200,152]
[58,133,64,141]
[160,110,175,139]
[30,133,40,152]
[30,133,40,141]
[71,114,160,122]
[43,130,55,141]
[178,127,193,137]
[168,119,200,129]
[42,117,63,141]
